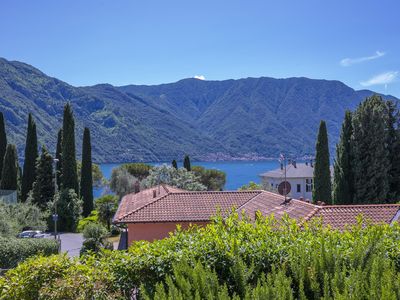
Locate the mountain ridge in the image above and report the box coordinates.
[0,57,397,163]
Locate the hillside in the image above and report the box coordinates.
[0,57,397,162]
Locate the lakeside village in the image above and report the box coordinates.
[1,94,400,298]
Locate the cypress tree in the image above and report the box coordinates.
[55,129,63,187]
[80,127,93,217]
[352,95,389,203]
[31,146,54,210]
[312,120,332,204]
[333,111,353,204]
[0,144,18,190]
[21,114,38,202]
[61,103,79,194]
[0,112,7,183]
[172,159,178,169]
[183,155,191,171]
[386,100,400,201]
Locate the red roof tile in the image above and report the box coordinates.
[310,204,400,229]
[113,185,400,229]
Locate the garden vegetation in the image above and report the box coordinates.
[1,212,400,299]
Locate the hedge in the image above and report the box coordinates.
[0,237,58,269]
[1,213,400,299]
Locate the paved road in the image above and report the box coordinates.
[58,233,84,257]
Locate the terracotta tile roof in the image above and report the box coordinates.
[113,185,261,223]
[113,185,400,229]
[239,191,318,222]
[310,204,400,229]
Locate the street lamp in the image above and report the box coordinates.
[53,158,59,241]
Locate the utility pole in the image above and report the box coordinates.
[53,158,59,244]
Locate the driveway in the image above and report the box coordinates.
[58,233,84,257]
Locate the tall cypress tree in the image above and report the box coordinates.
[61,103,79,194]
[386,100,400,201]
[183,155,191,171]
[31,146,54,210]
[333,111,353,204]
[55,129,63,187]
[0,112,7,183]
[172,159,178,169]
[80,127,93,217]
[352,95,389,203]
[21,114,38,202]
[0,144,18,190]
[312,120,332,204]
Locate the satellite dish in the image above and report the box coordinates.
[278,181,291,196]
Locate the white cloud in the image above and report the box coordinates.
[194,75,205,80]
[360,71,398,87]
[340,51,385,67]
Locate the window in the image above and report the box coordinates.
[297,184,301,193]
[306,178,313,192]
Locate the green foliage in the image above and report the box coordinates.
[110,167,138,198]
[77,210,99,232]
[0,144,19,191]
[183,155,191,171]
[192,166,226,191]
[0,237,58,269]
[77,161,105,188]
[29,146,54,210]
[172,159,178,169]
[61,103,79,194]
[352,95,390,203]
[21,113,38,202]
[0,201,47,237]
[80,223,112,255]
[386,100,400,201]
[239,181,263,191]
[55,129,62,187]
[121,163,152,181]
[313,120,332,204]
[142,164,206,191]
[80,127,93,217]
[96,195,119,230]
[55,189,82,232]
[0,111,7,183]
[333,110,353,204]
[3,213,400,299]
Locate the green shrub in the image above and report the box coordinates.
[80,223,112,255]
[0,237,58,269]
[77,210,99,232]
[2,213,400,299]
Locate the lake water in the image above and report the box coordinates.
[95,160,280,198]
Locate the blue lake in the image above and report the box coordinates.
[95,160,280,198]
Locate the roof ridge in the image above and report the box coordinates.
[115,188,170,222]
[235,190,264,212]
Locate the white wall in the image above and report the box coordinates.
[261,176,313,202]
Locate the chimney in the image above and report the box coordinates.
[153,190,157,198]
[280,162,283,170]
[293,161,297,168]
[305,161,308,166]
[299,196,304,201]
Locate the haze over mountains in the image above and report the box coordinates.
[0,57,397,162]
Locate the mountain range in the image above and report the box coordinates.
[0,57,397,163]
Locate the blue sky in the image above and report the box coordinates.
[1,0,399,97]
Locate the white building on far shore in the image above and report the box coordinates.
[259,162,317,202]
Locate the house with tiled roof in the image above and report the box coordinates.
[259,162,333,202]
[113,184,400,247]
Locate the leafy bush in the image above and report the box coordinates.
[80,223,112,255]
[0,237,58,269]
[142,164,206,191]
[0,201,47,237]
[55,189,82,232]
[2,213,400,299]
[96,195,119,230]
[76,210,99,232]
[121,163,152,181]
[192,166,226,191]
[110,168,139,198]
